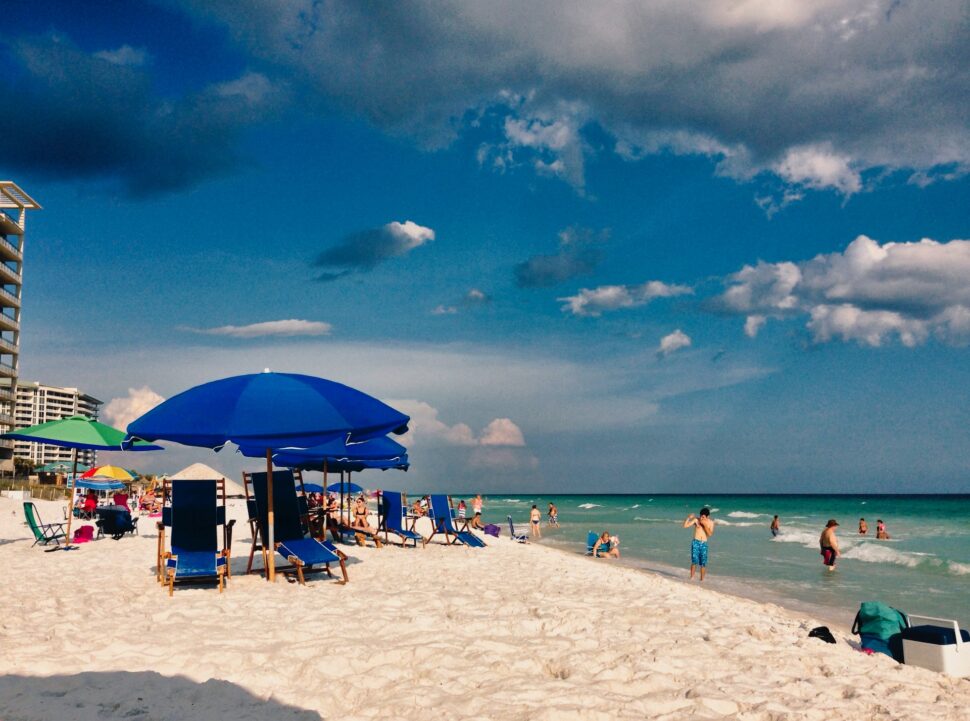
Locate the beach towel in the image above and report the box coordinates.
[483,523,500,538]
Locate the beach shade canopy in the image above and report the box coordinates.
[80,465,136,482]
[327,481,364,494]
[36,461,91,473]
[1,415,162,451]
[169,462,245,497]
[247,435,409,472]
[126,372,409,450]
[125,370,410,581]
[67,477,126,491]
[302,483,324,494]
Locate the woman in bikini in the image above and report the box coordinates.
[350,496,382,547]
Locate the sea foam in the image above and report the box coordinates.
[727,511,762,519]
[578,503,602,509]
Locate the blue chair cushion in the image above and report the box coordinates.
[277,538,339,566]
[169,548,219,578]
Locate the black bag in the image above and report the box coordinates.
[808,626,837,644]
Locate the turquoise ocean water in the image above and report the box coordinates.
[477,495,970,626]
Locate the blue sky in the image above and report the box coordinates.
[4,1,968,492]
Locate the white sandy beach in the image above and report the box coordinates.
[2,494,968,721]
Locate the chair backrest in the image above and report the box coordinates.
[429,495,454,531]
[249,470,303,541]
[23,502,44,541]
[113,493,129,507]
[382,491,405,530]
[507,515,519,534]
[170,480,219,552]
[586,531,598,553]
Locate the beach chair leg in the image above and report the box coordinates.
[291,557,305,586]
[218,571,224,593]
[338,557,349,584]
[167,570,175,597]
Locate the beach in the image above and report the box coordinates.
[2,495,969,721]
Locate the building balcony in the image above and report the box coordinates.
[0,235,22,262]
[0,286,20,308]
[0,337,16,354]
[0,213,22,237]
[0,438,14,449]
[0,314,18,332]
[0,388,15,402]
[0,360,16,378]
[0,263,21,286]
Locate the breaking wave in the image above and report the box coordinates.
[727,511,762,519]
[578,503,602,509]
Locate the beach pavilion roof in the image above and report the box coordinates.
[169,462,245,497]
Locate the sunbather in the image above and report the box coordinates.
[592,531,619,558]
[468,511,484,530]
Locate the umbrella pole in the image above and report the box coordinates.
[63,448,77,549]
[266,448,275,582]
[323,459,328,536]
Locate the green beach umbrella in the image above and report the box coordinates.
[1,416,161,549]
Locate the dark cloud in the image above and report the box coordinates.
[313,220,434,282]
[0,35,281,197]
[515,226,607,288]
[174,1,970,196]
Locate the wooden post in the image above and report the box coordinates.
[266,448,275,582]
[62,448,77,549]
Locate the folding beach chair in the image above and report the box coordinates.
[23,502,66,547]
[428,494,486,547]
[244,470,348,585]
[157,479,230,596]
[378,490,426,547]
[507,515,529,543]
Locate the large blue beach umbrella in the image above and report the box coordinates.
[327,481,365,494]
[126,371,409,581]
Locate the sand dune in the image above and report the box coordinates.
[1,495,967,720]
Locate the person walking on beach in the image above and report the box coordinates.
[472,494,483,518]
[876,519,890,540]
[530,504,542,538]
[548,502,559,527]
[820,520,840,571]
[770,515,780,537]
[858,518,868,535]
[683,508,714,581]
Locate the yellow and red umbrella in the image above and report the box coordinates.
[80,465,137,482]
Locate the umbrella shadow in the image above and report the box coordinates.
[0,671,321,720]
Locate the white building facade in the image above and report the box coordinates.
[14,382,103,466]
[0,181,41,472]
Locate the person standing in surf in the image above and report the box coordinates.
[770,515,780,537]
[820,519,840,571]
[530,504,542,538]
[683,508,714,581]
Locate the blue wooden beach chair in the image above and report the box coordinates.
[245,470,348,585]
[379,490,426,547]
[158,479,229,596]
[428,494,486,547]
[507,515,529,543]
[586,531,611,556]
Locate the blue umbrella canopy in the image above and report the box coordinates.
[126,372,409,449]
[243,435,409,472]
[327,481,364,494]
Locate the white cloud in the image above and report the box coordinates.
[773,144,861,196]
[717,235,970,346]
[103,386,165,429]
[468,446,539,470]
[560,281,693,317]
[94,45,149,66]
[385,220,435,251]
[479,418,526,447]
[186,319,333,338]
[657,329,692,357]
[744,315,767,338]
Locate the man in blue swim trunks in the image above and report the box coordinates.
[683,507,715,581]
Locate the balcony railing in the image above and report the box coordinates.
[0,263,21,285]
[0,286,19,307]
[0,337,16,354]
[0,235,22,261]
[0,314,19,331]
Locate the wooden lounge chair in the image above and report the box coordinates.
[244,470,348,585]
[23,501,66,547]
[157,479,231,596]
[378,490,426,547]
[427,495,486,547]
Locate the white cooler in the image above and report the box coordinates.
[901,614,970,677]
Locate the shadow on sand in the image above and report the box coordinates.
[0,671,321,721]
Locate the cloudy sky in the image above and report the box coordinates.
[5,0,968,492]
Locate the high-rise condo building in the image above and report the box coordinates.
[14,382,103,467]
[0,181,41,473]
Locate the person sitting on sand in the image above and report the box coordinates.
[530,504,542,538]
[770,515,780,537]
[683,508,714,581]
[548,502,559,527]
[859,517,868,535]
[592,531,619,558]
[820,519,840,571]
[468,511,484,530]
[876,519,890,540]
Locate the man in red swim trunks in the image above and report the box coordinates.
[819,519,841,571]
